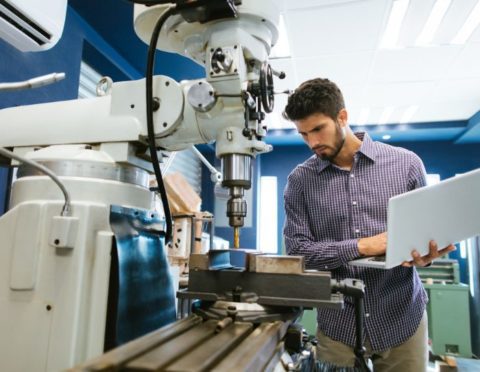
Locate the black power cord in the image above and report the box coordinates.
[145,5,178,244]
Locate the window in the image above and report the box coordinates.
[426,173,440,186]
[78,61,102,98]
[257,176,278,254]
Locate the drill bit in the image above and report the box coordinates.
[233,227,240,248]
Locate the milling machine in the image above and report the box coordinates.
[0,1,368,371]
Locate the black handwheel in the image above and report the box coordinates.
[259,62,274,113]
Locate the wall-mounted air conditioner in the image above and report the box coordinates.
[0,0,67,52]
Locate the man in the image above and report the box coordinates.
[282,78,455,371]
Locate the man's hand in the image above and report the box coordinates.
[402,240,456,267]
[358,232,387,256]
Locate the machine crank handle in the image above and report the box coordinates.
[332,278,370,372]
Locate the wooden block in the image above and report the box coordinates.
[164,172,201,213]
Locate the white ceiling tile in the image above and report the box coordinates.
[398,0,435,47]
[434,77,480,101]
[414,100,480,122]
[364,81,438,106]
[294,51,374,86]
[284,0,389,57]
[446,42,480,78]
[265,0,480,124]
[370,46,461,82]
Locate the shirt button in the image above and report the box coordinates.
[352,201,357,206]
[324,266,328,269]
[350,174,355,178]
[355,229,360,233]
[366,313,370,317]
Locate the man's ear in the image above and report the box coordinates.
[337,108,348,127]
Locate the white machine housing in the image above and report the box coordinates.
[0,1,280,370]
[0,0,67,52]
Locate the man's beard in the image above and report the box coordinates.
[318,122,346,161]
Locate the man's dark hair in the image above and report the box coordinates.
[282,78,345,121]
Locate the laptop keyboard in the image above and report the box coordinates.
[369,256,386,262]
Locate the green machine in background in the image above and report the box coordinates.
[417,259,472,358]
[300,259,472,358]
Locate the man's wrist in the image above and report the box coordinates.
[357,238,368,256]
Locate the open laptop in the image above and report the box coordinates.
[349,167,480,269]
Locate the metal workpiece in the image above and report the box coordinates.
[187,80,217,112]
[249,255,305,274]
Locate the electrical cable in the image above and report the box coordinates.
[0,148,72,216]
[0,72,65,92]
[146,5,177,244]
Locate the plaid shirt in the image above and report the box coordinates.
[283,132,428,352]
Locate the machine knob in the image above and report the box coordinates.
[187,81,217,112]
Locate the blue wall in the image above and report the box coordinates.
[259,138,480,255]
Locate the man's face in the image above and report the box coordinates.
[295,112,346,161]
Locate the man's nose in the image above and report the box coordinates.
[307,135,320,149]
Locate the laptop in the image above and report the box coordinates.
[349,167,480,269]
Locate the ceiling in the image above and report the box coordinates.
[69,0,480,144]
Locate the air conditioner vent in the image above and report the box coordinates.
[0,0,52,45]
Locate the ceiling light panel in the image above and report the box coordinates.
[451,0,480,44]
[432,0,478,45]
[398,0,435,46]
[416,0,451,46]
[380,0,410,48]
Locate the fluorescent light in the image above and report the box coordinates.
[382,134,392,140]
[452,0,480,44]
[416,0,451,46]
[356,107,370,125]
[270,14,291,58]
[378,106,395,125]
[380,0,410,49]
[399,105,419,124]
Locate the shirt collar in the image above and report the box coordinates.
[316,131,377,173]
